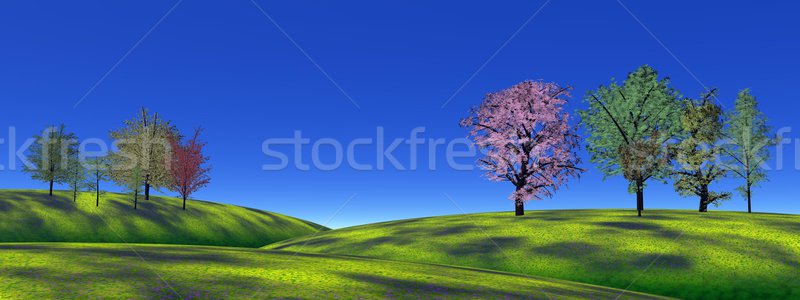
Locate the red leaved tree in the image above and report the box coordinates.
[168,128,211,210]
[461,80,582,216]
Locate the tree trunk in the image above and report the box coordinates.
[636,179,644,217]
[95,177,100,207]
[144,174,150,200]
[183,196,187,211]
[134,189,138,210]
[698,184,709,212]
[747,184,752,213]
[49,179,54,196]
[515,200,524,216]
[514,185,524,216]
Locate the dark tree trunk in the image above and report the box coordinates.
[182,196,187,211]
[144,174,150,200]
[95,177,100,207]
[515,200,524,216]
[698,184,709,212]
[49,179,54,196]
[514,185,524,216]
[636,179,644,217]
[134,189,138,210]
[746,184,752,213]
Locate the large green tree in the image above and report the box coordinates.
[109,107,176,201]
[673,90,730,212]
[723,89,773,213]
[24,124,78,196]
[580,65,683,216]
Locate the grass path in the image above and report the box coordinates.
[0,243,671,299]
[265,209,800,299]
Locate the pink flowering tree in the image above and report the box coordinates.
[461,80,582,216]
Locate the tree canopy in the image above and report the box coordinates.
[580,65,683,216]
[462,80,582,216]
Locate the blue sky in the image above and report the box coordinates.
[0,1,798,228]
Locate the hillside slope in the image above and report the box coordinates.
[0,243,670,299]
[0,189,325,247]
[264,209,800,299]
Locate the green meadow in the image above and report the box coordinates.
[0,243,670,299]
[265,209,800,300]
[0,189,325,247]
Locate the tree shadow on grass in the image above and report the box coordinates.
[532,242,601,259]
[432,224,476,236]
[447,237,524,257]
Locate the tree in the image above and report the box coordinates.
[109,107,176,201]
[24,124,78,196]
[86,157,110,207]
[673,90,730,212]
[168,128,211,211]
[723,89,773,213]
[64,151,87,202]
[580,65,683,217]
[124,165,144,210]
[461,80,582,216]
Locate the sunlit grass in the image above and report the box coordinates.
[0,189,325,247]
[0,243,670,299]
[265,209,800,299]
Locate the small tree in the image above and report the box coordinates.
[723,89,773,213]
[86,157,110,207]
[673,90,730,212]
[168,128,211,211]
[461,80,582,216]
[125,165,144,210]
[580,65,683,216]
[24,124,78,196]
[64,151,87,202]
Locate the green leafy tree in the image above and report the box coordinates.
[64,151,87,202]
[580,65,683,216]
[124,165,144,210]
[109,107,177,201]
[86,157,110,207]
[722,89,773,213]
[673,90,730,212]
[24,124,78,196]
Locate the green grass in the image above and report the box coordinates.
[265,209,800,299]
[0,243,671,299]
[0,189,325,247]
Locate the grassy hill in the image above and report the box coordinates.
[0,189,325,247]
[264,209,800,299]
[0,243,670,299]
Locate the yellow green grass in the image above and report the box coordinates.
[0,243,671,299]
[265,209,800,299]
[0,189,325,247]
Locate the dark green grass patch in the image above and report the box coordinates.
[0,189,325,247]
[0,243,670,299]
[265,209,800,299]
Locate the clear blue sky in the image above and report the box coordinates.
[1,1,798,228]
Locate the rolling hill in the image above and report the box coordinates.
[0,243,670,299]
[0,189,325,247]
[264,209,800,299]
